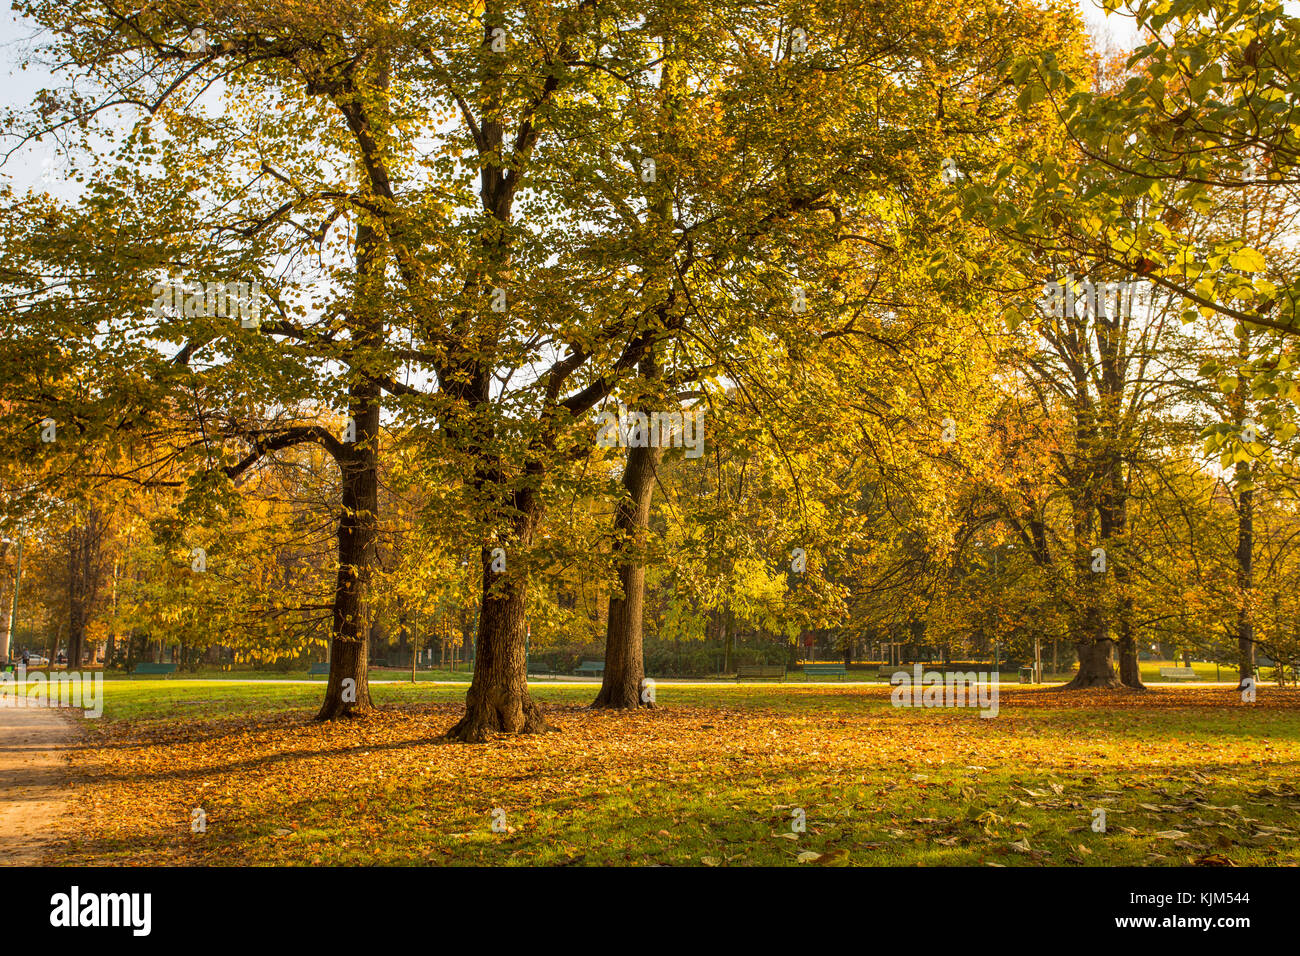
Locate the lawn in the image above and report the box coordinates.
[56,680,1300,866]
[80,660,1249,685]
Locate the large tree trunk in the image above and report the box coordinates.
[1064,637,1120,689]
[1064,573,1119,689]
[316,403,379,720]
[593,438,663,709]
[1062,476,1121,689]
[317,220,382,721]
[1235,483,1256,689]
[592,42,680,707]
[1116,622,1142,689]
[65,504,107,670]
[67,605,86,671]
[446,536,552,742]
[67,527,86,670]
[1108,499,1144,690]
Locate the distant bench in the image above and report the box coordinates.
[737,664,786,681]
[527,663,554,676]
[308,662,330,676]
[802,663,848,680]
[1159,666,1197,680]
[575,660,605,677]
[132,662,177,676]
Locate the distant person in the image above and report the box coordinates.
[21,649,29,667]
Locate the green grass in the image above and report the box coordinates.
[54,679,1300,867]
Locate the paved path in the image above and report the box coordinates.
[0,702,75,865]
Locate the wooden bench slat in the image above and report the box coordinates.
[737,665,786,679]
[132,663,178,675]
[803,663,848,679]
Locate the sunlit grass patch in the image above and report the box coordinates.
[58,681,1300,866]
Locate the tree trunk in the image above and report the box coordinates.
[1235,483,1256,688]
[67,609,85,671]
[593,438,663,709]
[316,421,379,719]
[316,219,382,721]
[64,504,107,671]
[0,581,10,666]
[68,537,82,669]
[1062,486,1120,689]
[445,539,552,742]
[1108,497,1144,690]
[1064,637,1120,689]
[1117,625,1142,689]
[411,615,418,684]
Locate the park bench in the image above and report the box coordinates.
[132,662,177,676]
[527,663,553,676]
[803,662,848,680]
[575,660,605,677]
[308,662,330,676]
[736,664,786,681]
[1159,666,1197,680]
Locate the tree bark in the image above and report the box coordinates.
[1116,620,1142,689]
[65,504,106,671]
[1108,499,1144,689]
[1235,483,1256,689]
[316,407,379,719]
[446,534,552,741]
[1064,637,1120,689]
[593,437,663,709]
[316,219,382,721]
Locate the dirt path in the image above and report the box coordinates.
[0,703,76,865]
